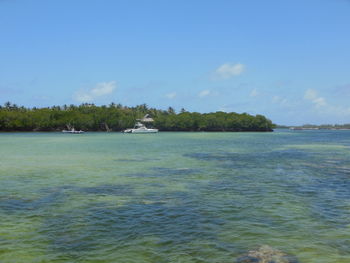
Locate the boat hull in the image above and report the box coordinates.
[62,130,85,134]
[123,128,158,133]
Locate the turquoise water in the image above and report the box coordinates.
[0,130,349,263]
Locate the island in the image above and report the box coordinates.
[0,102,274,132]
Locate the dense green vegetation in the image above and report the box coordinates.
[0,102,274,132]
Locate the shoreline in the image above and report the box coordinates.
[0,129,274,133]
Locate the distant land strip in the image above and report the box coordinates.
[276,124,350,130]
[0,102,274,132]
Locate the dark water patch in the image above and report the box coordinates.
[114,157,161,162]
[143,182,165,188]
[326,238,350,256]
[204,178,268,193]
[122,172,159,178]
[310,201,350,228]
[305,183,350,228]
[0,184,134,214]
[321,163,350,177]
[184,150,312,169]
[282,160,350,228]
[0,188,68,213]
[142,190,203,206]
[122,167,201,178]
[78,184,133,196]
[38,185,77,198]
[40,185,76,192]
[184,150,311,162]
[0,197,38,212]
[42,209,96,259]
[40,184,135,198]
[151,167,201,176]
[42,191,226,258]
[302,157,350,177]
[186,149,350,229]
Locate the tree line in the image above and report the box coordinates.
[0,102,274,132]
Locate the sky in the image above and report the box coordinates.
[0,0,350,125]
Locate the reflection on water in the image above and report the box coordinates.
[0,130,349,262]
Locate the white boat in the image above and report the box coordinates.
[62,128,85,134]
[123,122,158,134]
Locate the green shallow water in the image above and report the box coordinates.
[0,130,350,263]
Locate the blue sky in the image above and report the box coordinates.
[1,0,350,125]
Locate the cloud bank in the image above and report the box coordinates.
[198,89,211,98]
[249,88,259,97]
[165,92,177,99]
[304,88,350,117]
[212,63,245,80]
[75,81,116,103]
[304,89,327,108]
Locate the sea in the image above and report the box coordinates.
[0,130,349,263]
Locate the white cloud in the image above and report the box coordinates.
[198,89,211,98]
[212,63,245,80]
[165,92,177,99]
[75,92,93,103]
[313,97,327,108]
[304,89,317,100]
[74,81,116,102]
[272,95,281,103]
[304,89,350,117]
[218,105,233,112]
[90,82,116,96]
[249,88,259,97]
[304,89,326,108]
[272,95,288,106]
